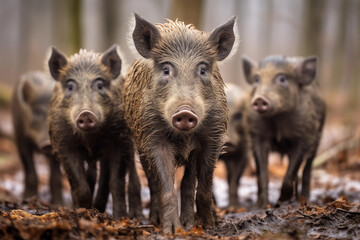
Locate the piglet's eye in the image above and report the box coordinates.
[163,67,170,75]
[200,68,206,75]
[254,76,260,83]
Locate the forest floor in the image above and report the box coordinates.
[0,107,360,239]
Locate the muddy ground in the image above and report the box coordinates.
[0,107,360,239]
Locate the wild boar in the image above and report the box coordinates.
[47,45,142,219]
[242,55,326,208]
[219,83,250,209]
[11,71,63,204]
[123,13,238,233]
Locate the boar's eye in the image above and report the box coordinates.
[33,108,44,119]
[95,79,104,90]
[254,76,260,84]
[276,74,287,85]
[161,63,173,77]
[94,79,106,95]
[232,112,242,121]
[198,63,208,76]
[66,80,76,92]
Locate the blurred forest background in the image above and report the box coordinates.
[0,0,359,127]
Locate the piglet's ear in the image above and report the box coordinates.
[48,46,67,81]
[242,55,257,84]
[296,56,317,86]
[132,13,161,59]
[209,16,237,61]
[101,44,122,79]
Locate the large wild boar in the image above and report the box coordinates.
[47,45,142,219]
[123,13,238,233]
[219,83,250,209]
[242,55,326,208]
[12,71,63,204]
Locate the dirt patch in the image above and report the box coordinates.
[0,196,359,239]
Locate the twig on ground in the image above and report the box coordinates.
[296,210,314,219]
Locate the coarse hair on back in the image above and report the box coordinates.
[127,13,240,63]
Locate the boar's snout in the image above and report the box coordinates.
[76,110,98,131]
[252,97,271,113]
[172,105,198,131]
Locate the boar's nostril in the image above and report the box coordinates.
[172,109,198,131]
[252,97,270,113]
[76,110,98,131]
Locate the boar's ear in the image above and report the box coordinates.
[22,80,35,104]
[101,44,122,79]
[296,56,317,86]
[209,16,237,61]
[48,46,67,80]
[132,13,160,59]
[242,55,256,84]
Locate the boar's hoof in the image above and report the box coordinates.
[252,97,270,113]
[172,106,198,131]
[76,110,98,131]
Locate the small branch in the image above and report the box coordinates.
[335,208,360,215]
[296,210,314,219]
[313,137,360,168]
[229,220,239,235]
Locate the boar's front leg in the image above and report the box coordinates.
[127,153,143,219]
[47,154,63,205]
[301,150,316,201]
[152,146,182,234]
[180,152,196,229]
[109,147,127,220]
[195,151,216,229]
[140,154,161,225]
[19,142,38,199]
[225,153,247,209]
[60,152,92,208]
[86,159,97,196]
[253,140,270,208]
[94,159,110,213]
[279,141,305,202]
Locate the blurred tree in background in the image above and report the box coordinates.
[0,0,359,126]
